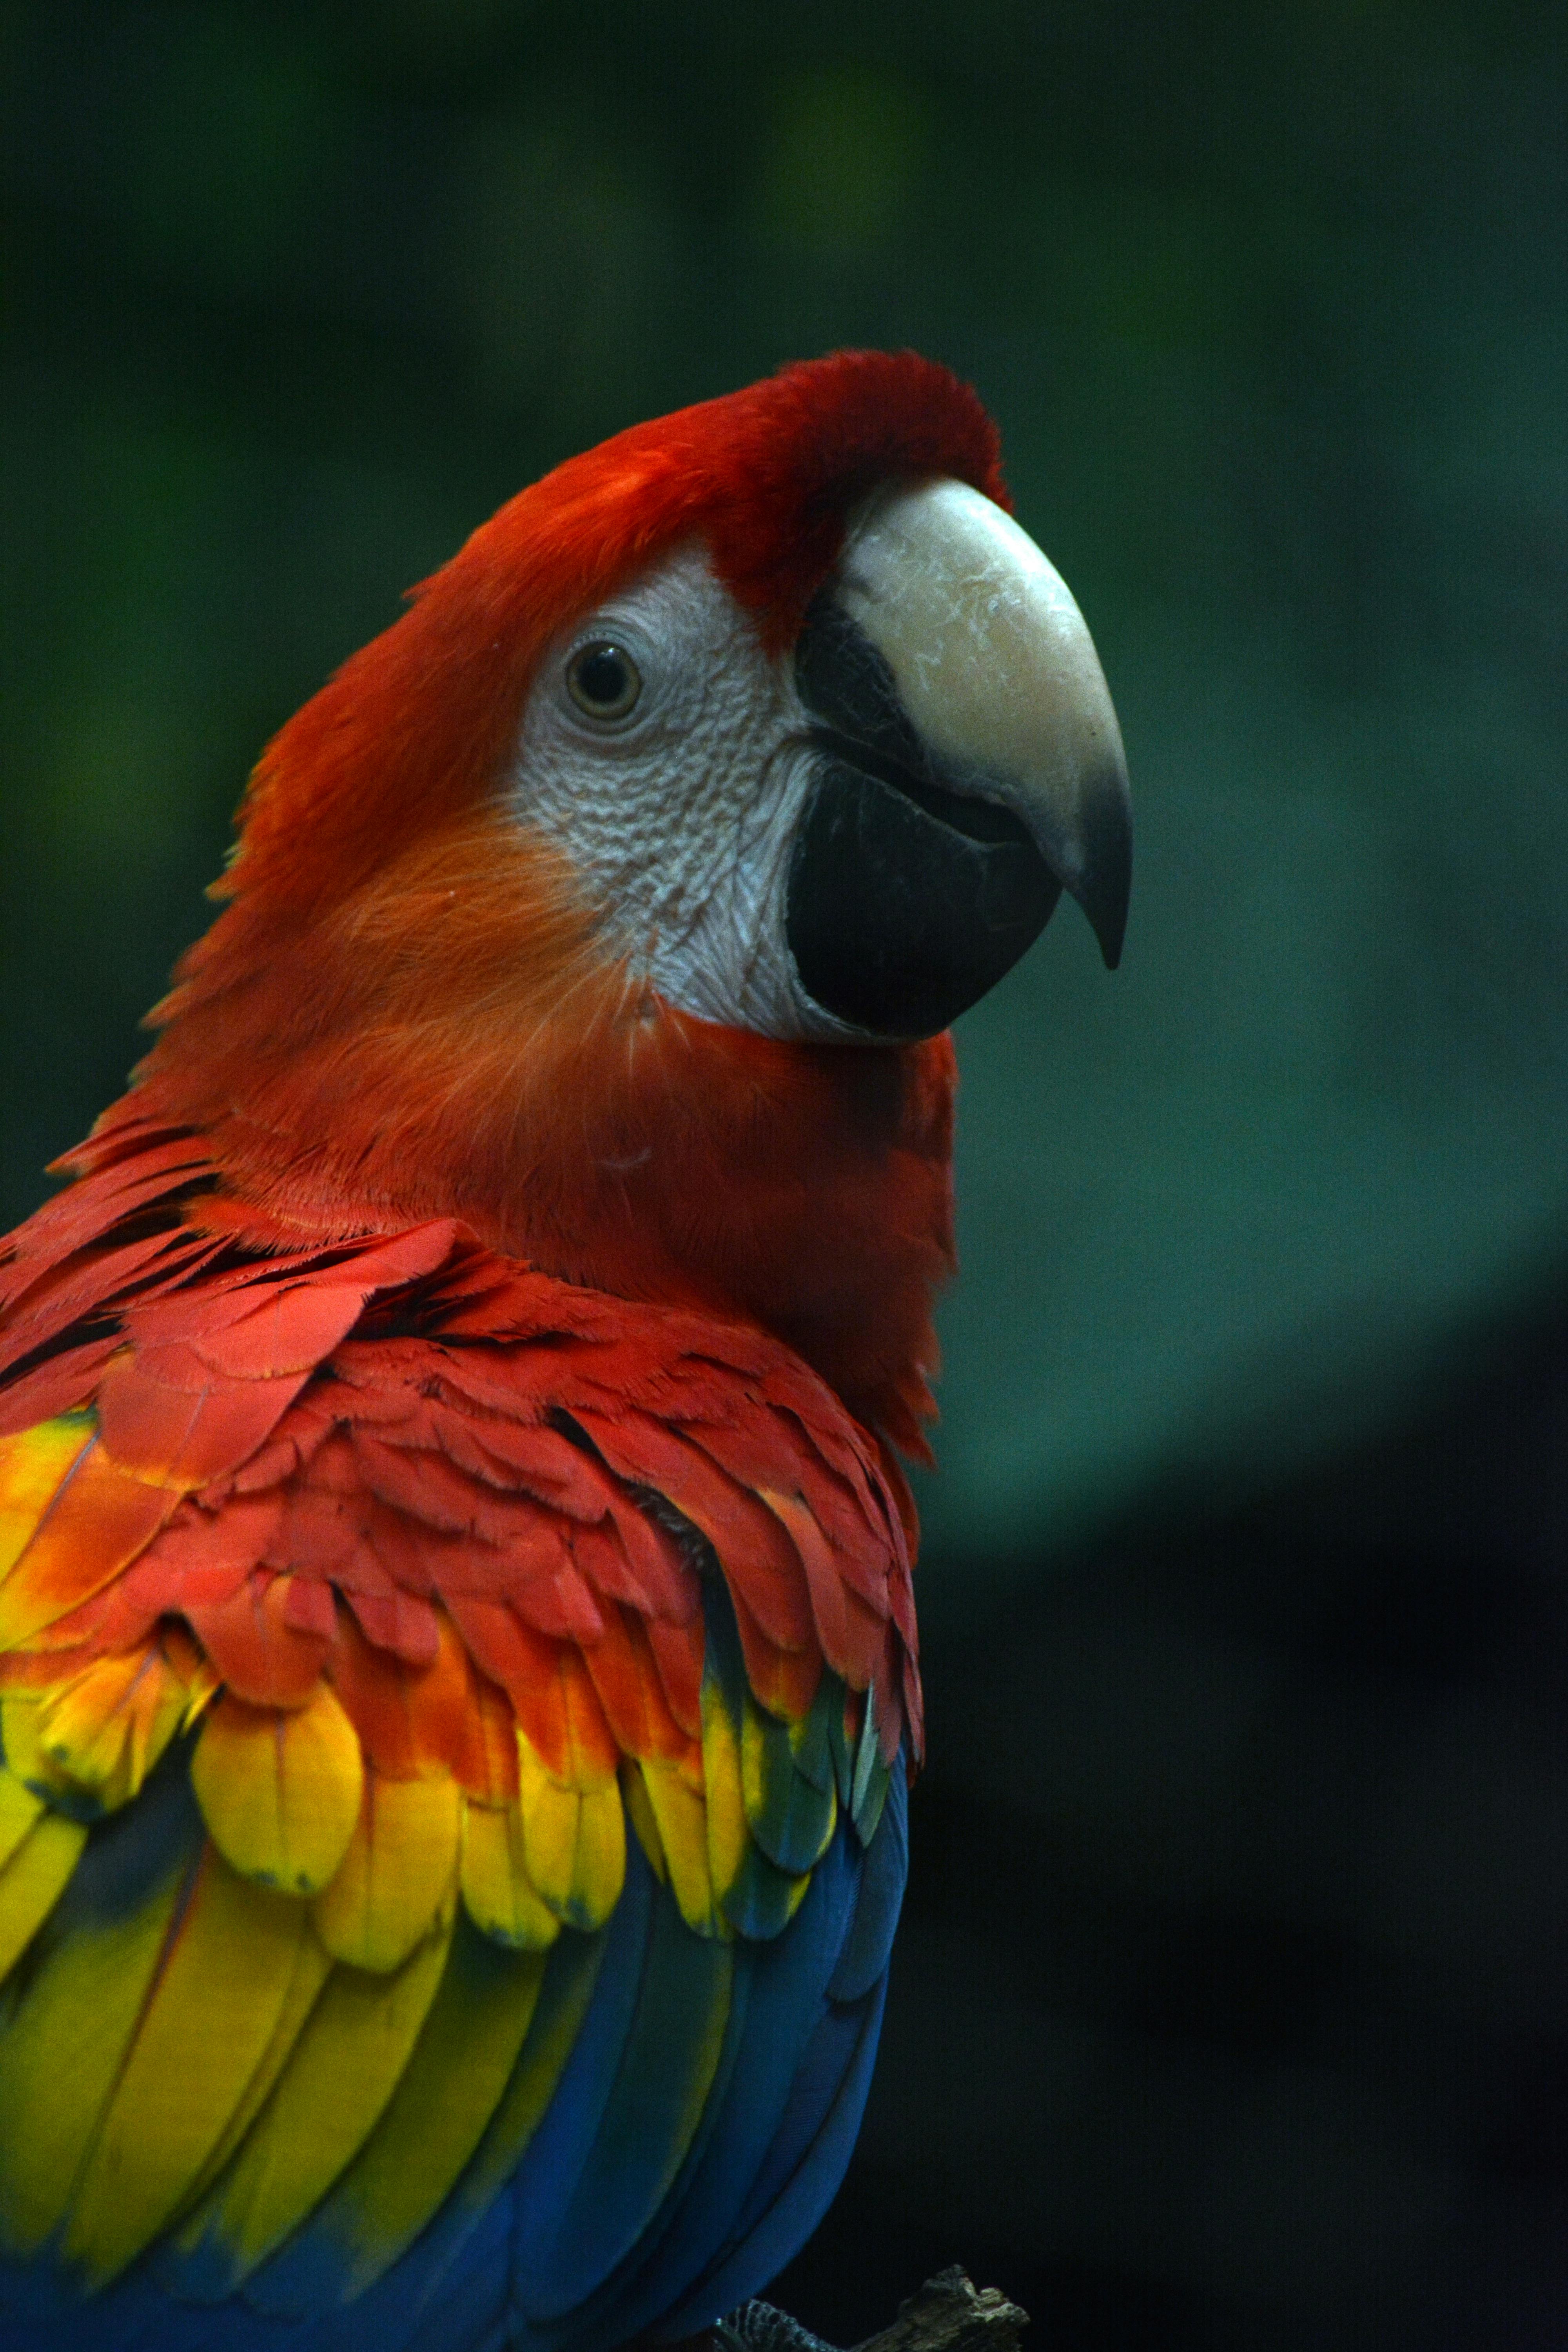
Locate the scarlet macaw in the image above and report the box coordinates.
[0,351,1129,2351]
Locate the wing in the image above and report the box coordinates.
[0,1129,918,2351]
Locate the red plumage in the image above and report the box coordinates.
[107,350,997,1452]
[0,350,1069,2338]
[0,348,1016,1836]
[0,1138,920,1771]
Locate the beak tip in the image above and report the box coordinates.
[1069,760,1132,971]
[1089,902,1127,971]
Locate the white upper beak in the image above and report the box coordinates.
[833,477,1132,965]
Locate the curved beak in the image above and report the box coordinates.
[832,477,1132,969]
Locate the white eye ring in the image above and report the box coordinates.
[566,639,642,723]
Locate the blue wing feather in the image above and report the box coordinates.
[0,1757,907,2352]
[583,1826,863,2344]
[658,1980,889,2339]
[503,1849,655,2297]
[519,1868,734,2322]
[827,1765,907,2004]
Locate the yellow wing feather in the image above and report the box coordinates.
[62,1849,315,2284]
[173,1920,452,2286]
[0,1834,191,2254]
[178,1920,333,2215]
[517,1733,626,1932]
[192,1688,365,1896]
[0,1415,96,1581]
[0,1802,87,1980]
[4,1645,188,1816]
[312,1769,460,1972]
[459,1798,561,1952]
[700,1675,749,1911]
[303,1926,552,2299]
[0,1769,44,1870]
[636,1757,721,1935]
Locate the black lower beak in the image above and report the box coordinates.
[784,750,1063,1038]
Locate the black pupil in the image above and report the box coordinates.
[577,646,630,707]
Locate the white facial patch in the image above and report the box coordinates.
[509,543,855,1041]
[507,492,1129,1040]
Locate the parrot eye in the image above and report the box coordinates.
[566,641,642,722]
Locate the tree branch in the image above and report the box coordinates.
[714,2268,1029,2352]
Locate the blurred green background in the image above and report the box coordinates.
[2,4,1566,2347]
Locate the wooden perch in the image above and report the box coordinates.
[713,2267,1029,2352]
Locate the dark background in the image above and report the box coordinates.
[3,4,1567,2345]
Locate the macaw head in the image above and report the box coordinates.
[495,370,1128,1044]
[131,352,1129,1450]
